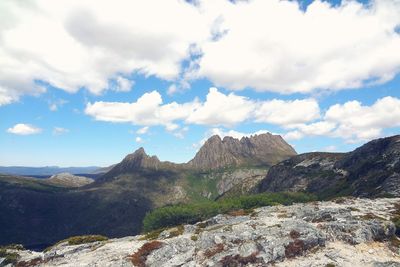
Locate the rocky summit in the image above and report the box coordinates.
[258,135,400,198]
[5,197,400,266]
[187,133,296,170]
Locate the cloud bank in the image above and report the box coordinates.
[1,0,400,105]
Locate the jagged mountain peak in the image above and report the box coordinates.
[188,133,297,170]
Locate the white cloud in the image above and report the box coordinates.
[1,0,400,105]
[136,126,149,135]
[7,123,42,135]
[283,96,400,143]
[85,87,320,129]
[113,76,134,92]
[53,127,69,135]
[254,99,320,127]
[196,0,400,93]
[0,0,208,104]
[283,130,304,141]
[186,87,254,126]
[135,136,143,143]
[48,99,68,111]
[85,90,199,129]
[172,126,189,139]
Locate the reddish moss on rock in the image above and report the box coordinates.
[289,230,301,239]
[204,243,224,258]
[285,239,305,258]
[220,252,262,266]
[129,241,164,267]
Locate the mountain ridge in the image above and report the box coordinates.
[257,134,400,198]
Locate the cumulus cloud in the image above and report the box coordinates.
[7,123,42,135]
[135,136,144,143]
[85,87,317,129]
[1,0,400,105]
[0,0,208,104]
[196,0,400,93]
[254,99,320,127]
[113,77,134,92]
[186,87,254,127]
[85,90,200,128]
[283,96,400,143]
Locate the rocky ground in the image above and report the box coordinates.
[2,197,399,267]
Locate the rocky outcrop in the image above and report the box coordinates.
[5,197,400,266]
[47,173,94,187]
[187,133,296,170]
[259,135,400,198]
[216,168,267,197]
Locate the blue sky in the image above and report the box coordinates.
[1,0,400,166]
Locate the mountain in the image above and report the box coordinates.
[187,133,296,170]
[99,148,180,182]
[0,133,294,248]
[0,166,101,176]
[4,197,399,266]
[47,173,94,187]
[258,134,400,198]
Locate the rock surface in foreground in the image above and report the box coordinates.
[4,198,400,267]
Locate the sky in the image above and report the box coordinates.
[1,0,400,167]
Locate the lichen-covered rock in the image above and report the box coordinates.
[7,197,400,266]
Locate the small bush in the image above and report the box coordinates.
[169,225,185,238]
[64,235,108,245]
[45,235,108,251]
[0,248,20,266]
[0,244,24,250]
[142,192,316,232]
[129,241,164,267]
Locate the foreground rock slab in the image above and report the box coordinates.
[3,197,400,267]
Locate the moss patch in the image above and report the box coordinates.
[129,241,164,267]
[44,235,108,252]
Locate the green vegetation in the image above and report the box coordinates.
[44,235,108,252]
[0,248,20,266]
[0,244,24,250]
[142,192,316,232]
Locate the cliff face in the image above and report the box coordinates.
[6,197,400,266]
[258,135,400,198]
[187,133,297,170]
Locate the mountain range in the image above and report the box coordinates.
[0,133,399,250]
[0,166,102,176]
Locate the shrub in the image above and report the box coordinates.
[44,235,108,251]
[142,192,316,232]
[0,248,20,266]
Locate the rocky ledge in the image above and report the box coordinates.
[3,198,400,267]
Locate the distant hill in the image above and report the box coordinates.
[0,166,101,176]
